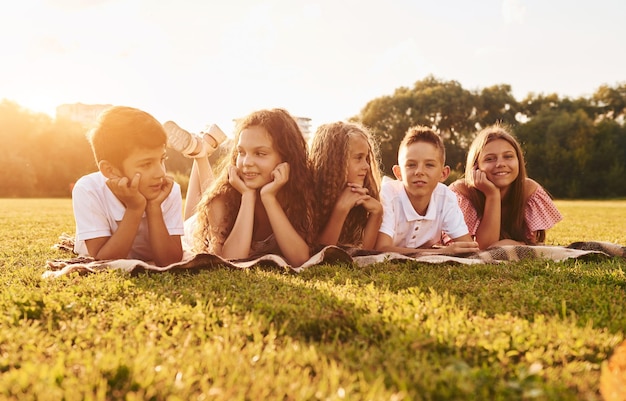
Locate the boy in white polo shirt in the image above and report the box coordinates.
[72,106,184,266]
[375,126,479,255]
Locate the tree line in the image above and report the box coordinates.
[0,100,199,198]
[1,77,625,198]
[353,76,626,198]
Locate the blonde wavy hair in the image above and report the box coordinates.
[193,108,315,253]
[309,121,381,247]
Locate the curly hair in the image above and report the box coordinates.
[309,121,382,247]
[454,123,533,243]
[193,108,314,253]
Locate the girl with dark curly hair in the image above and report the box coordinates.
[190,108,314,267]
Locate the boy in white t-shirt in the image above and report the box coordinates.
[375,126,479,256]
[72,106,184,266]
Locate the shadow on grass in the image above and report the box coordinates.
[126,263,621,400]
[296,256,626,334]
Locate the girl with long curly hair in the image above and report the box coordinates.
[449,124,562,249]
[309,121,383,249]
[191,108,314,266]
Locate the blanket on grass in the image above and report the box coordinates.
[42,234,626,279]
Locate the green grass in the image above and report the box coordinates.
[1,198,625,400]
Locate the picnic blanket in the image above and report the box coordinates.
[42,234,626,279]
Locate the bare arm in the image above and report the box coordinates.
[85,206,143,260]
[217,166,256,259]
[317,184,381,247]
[471,169,502,249]
[260,163,310,266]
[220,192,256,259]
[86,174,147,260]
[375,232,479,255]
[316,192,352,246]
[359,196,383,250]
[145,177,183,266]
[375,232,420,254]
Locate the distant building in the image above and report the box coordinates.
[295,117,312,142]
[56,103,112,127]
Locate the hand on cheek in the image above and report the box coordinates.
[228,166,251,194]
[473,168,498,195]
[261,162,289,197]
[151,176,173,206]
[107,173,146,210]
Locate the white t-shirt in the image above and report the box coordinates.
[379,178,469,248]
[72,172,184,261]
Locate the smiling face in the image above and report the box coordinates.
[236,126,283,189]
[393,141,449,202]
[477,138,520,191]
[118,145,168,200]
[345,134,371,186]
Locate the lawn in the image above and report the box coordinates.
[0,198,625,400]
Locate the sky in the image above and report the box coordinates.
[1,0,624,135]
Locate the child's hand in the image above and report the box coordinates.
[260,162,289,197]
[441,240,480,256]
[337,183,382,215]
[228,166,254,195]
[148,176,174,207]
[472,168,499,196]
[334,184,365,212]
[106,173,147,210]
[359,196,383,216]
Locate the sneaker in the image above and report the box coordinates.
[163,121,199,157]
[200,124,227,155]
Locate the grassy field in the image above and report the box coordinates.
[1,198,625,400]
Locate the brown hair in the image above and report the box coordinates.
[194,108,314,252]
[309,121,381,247]
[88,106,166,169]
[456,123,534,242]
[398,125,446,163]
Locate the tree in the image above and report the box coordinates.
[0,153,38,197]
[516,109,596,198]
[356,76,477,175]
[588,120,626,197]
[592,83,626,122]
[475,84,520,129]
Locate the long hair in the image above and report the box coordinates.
[309,121,381,247]
[193,108,314,253]
[457,123,531,242]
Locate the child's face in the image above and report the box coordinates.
[346,134,371,186]
[236,126,283,189]
[476,139,519,189]
[393,141,448,200]
[118,145,168,200]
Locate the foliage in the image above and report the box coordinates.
[0,100,93,197]
[357,76,480,173]
[0,100,195,197]
[1,198,625,400]
[2,79,626,198]
[354,77,626,198]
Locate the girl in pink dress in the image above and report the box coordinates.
[449,124,562,249]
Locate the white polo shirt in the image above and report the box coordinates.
[379,178,469,248]
[72,172,185,261]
